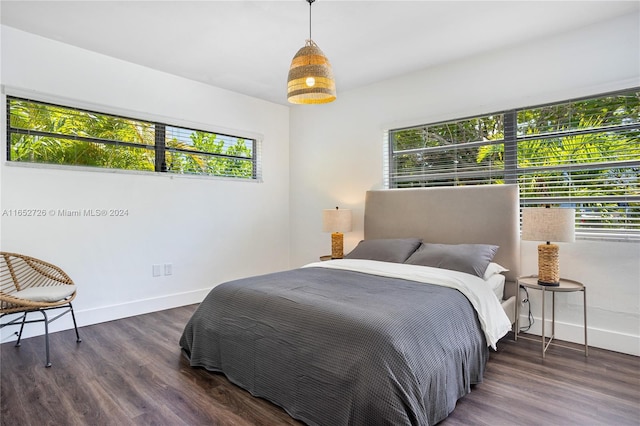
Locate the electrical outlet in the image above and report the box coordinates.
[164,263,172,276]
[152,264,161,277]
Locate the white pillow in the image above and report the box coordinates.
[483,262,509,281]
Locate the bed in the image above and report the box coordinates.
[180,184,520,425]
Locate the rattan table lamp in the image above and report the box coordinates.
[322,207,352,259]
[522,207,575,286]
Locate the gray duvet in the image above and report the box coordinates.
[180,266,488,425]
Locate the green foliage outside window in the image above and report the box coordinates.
[165,130,253,177]
[389,89,640,238]
[7,97,256,179]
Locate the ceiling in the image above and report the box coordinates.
[1,1,638,105]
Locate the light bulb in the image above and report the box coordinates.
[306,76,316,87]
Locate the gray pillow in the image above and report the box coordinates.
[344,238,422,263]
[404,243,499,278]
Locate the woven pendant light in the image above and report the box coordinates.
[287,0,336,104]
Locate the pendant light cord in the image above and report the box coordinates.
[308,0,315,41]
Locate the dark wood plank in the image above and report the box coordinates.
[442,333,640,426]
[2,305,638,425]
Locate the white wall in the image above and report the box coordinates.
[290,13,640,355]
[0,26,291,340]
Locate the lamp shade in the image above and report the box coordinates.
[287,40,336,104]
[522,208,576,243]
[322,207,352,233]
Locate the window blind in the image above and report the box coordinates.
[388,89,640,241]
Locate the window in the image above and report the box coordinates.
[388,89,640,240]
[6,96,258,180]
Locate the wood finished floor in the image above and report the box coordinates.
[1,305,639,426]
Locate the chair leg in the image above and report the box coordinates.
[69,303,82,343]
[40,310,51,368]
[3,304,79,367]
[15,313,27,347]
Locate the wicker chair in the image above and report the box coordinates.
[0,252,81,367]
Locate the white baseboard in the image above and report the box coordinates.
[0,288,211,343]
[517,314,640,357]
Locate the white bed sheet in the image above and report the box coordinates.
[303,259,512,349]
[486,273,506,301]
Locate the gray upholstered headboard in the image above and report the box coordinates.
[364,185,520,285]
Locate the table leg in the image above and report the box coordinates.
[584,288,588,357]
[552,291,556,338]
[515,287,519,340]
[541,288,546,358]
